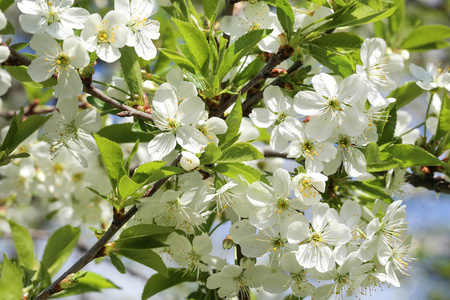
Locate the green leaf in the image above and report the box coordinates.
[233,58,266,86]
[51,272,119,298]
[10,42,28,51]
[0,0,14,11]
[200,143,222,165]
[0,255,23,300]
[131,161,168,184]
[309,47,354,77]
[276,0,295,38]
[373,20,387,40]
[350,181,393,203]
[382,144,446,167]
[124,139,140,172]
[218,29,272,82]
[119,175,144,200]
[5,66,57,88]
[217,142,264,163]
[172,18,210,76]
[401,25,450,50]
[310,32,364,49]
[215,163,269,184]
[159,48,196,74]
[316,2,398,32]
[388,0,405,35]
[367,157,402,172]
[378,108,396,145]
[364,142,380,164]
[42,225,81,277]
[94,134,127,190]
[142,268,197,300]
[218,96,242,148]
[110,253,126,274]
[203,0,219,19]
[86,96,121,115]
[115,224,174,249]
[117,249,168,278]
[0,109,22,153]
[8,114,52,153]
[389,81,425,109]
[145,166,185,184]
[8,219,35,269]
[436,90,450,140]
[8,152,31,159]
[119,47,144,101]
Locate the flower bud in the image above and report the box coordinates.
[222,235,234,249]
[180,151,200,171]
[59,273,79,290]
[270,68,288,78]
[143,80,158,94]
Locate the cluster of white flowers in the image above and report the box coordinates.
[0,131,111,225]
[0,10,11,98]
[14,0,160,166]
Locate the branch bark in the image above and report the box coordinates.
[215,46,294,118]
[3,43,153,122]
[33,155,181,300]
[406,173,450,194]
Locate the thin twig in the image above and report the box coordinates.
[4,43,153,122]
[215,46,294,118]
[242,60,303,115]
[33,155,182,300]
[406,173,450,194]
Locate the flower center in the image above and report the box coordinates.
[338,135,351,149]
[53,163,64,175]
[327,98,342,111]
[46,10,60,24]
[308,232,323,245]
[98,29,115,43]
[276,197,290,213]
[55,53,70,67]
[302,139,317,158]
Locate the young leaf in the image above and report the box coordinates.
[8,219,35,269]
[388,81,425,109]
[5,66,57,88]
[310,32,364,49]
[200,143,222,165]
[349,181,393,204]
[215,163,269,184]
[0,0,14,10]
[124,139,140,172]
[115,224,173,250]
[131,161,168,184]
[142,268,197,300]
[94,134,127,190]
[401,25,450,50]
[51,272,120,298]
[378,108,397,145]
[0,255,23,300]
[218,96,242,148]
[110,253,126,274]
[203,0,219,19]
[382,144,446,168]
[41,225,81,277]
[367,157,402,172]
[117,249,168,278]
[119,47,144,101]
[172,18,210,76]
[118,175,144,201]
[276,0,295,38]
[436,91,450,140]
[98,123,156,144]
[216,142,264,163]
[309,48,354,77]
[159,48,197,74]
[388,0,405,35]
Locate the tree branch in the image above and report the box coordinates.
[242,60,303,115]
[3,43,153,122]
[406,173,450,194]
[33,155,182,300]
[215,46,294,118]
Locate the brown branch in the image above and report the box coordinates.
[33,155,182,300]
[242,60,303,115]
[4,43,153,122]
[215,46,294,118]
[406,173,450,194]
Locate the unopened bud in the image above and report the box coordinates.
[222,235,234,249]
[143,80,158,93]
[59,273,78,290]
[104,242,116,256]
[277,33,289,46]
[270,68,288,78]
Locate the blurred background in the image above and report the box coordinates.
[1,0,450,299]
